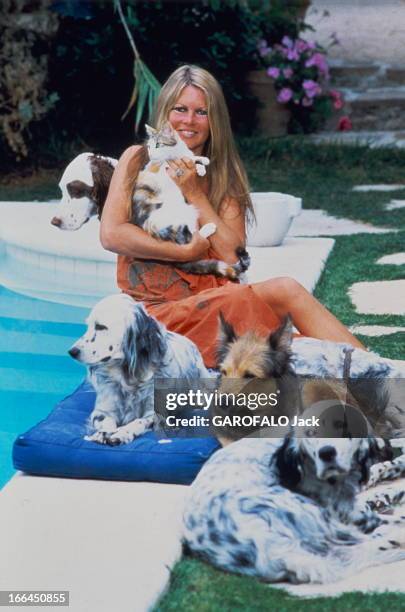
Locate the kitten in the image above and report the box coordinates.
[131,123,250,279]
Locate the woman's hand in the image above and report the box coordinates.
[166,157,204,201]
[179,230,210,262]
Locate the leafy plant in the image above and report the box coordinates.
[0,0,59,160]
[114,0,161,131]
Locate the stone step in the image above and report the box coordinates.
[330,61,405,90]
[335,87,405,131]
[312,130,405,148]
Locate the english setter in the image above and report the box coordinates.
[183,435,405,584]
[68,293,210,445]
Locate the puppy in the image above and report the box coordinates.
[68,293,210,445]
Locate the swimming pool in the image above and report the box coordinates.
[0,285,88,489]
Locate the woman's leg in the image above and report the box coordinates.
[251,277,366,349]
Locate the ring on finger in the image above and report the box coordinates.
[175,168,185,177]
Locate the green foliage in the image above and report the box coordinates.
[0,0,59,160]
[248,0,311,44]
[121,1,261,134]
[114,0,161,131]
[1,0,313,165]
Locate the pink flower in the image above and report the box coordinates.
[303,79,322,98]
[329,89,344,110]
[267,67,280,79]
[283,68,293,78]
[281,36,294,49]
[287,49,300,61]
[277,87,293,103]
[295,39,309,53]
[305,52,329,77]
[338,116,353,131]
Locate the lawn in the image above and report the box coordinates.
[158,139,405,611]
[1,138,405,611]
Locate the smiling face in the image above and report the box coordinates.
[168,85,210,155]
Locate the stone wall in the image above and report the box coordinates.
[305,0,405,64]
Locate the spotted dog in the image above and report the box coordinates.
[69,293,210,445]
[183,435,405,584]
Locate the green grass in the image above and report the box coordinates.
[157,138,405,611]
[242,137,405,227]
[1,137,404,611]
[156,558,405,612]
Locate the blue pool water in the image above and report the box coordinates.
[0,285,88,489]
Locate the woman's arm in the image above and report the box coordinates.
[166,158,246,263]
[100,146,210,261]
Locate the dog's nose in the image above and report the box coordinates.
[51,216,62,227]
[68,346,81,359]
[318,445,337,462]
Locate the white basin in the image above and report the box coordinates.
[247,192,302,247]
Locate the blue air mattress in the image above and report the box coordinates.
[12,380,220,485]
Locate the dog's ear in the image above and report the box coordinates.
[269,315,293,352]
[89,156,115,219]
[267,315,293,376]
[216,312,238,367]
[272,435,302,488]
[122,323,138,380]
[123,306,167,380]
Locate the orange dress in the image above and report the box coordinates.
[117,249,281,368]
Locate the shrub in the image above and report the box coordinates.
[0,0,59,161]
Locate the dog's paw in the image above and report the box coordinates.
[105,417,154,446]
[199,222,216,239]
[195,164,206,177]
[367,488,405,514]
[84,431,113,445]
[368,456,405,487]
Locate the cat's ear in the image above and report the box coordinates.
[145,124,157,137]
[161,122,176,137]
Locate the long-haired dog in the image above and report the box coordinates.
[51,124,249,279]
[216,314,405,441]
[183,434,405,584]
[68,293,210,445]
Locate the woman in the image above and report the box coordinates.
[101,65,364,367]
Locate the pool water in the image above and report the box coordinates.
[0,285,88,489]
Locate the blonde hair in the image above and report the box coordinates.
[153,65,254,227]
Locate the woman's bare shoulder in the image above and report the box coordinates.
[119,144,145,161]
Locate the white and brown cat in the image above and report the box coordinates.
[51,123,249,279]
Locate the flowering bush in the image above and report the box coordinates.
[259,36,343,133]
